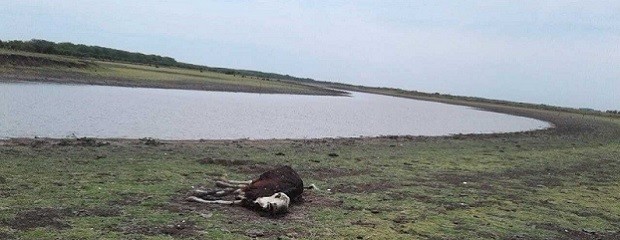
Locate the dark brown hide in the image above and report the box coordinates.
[242,166,304,203]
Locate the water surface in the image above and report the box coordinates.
[0,82,550,139]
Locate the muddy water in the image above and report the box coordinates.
[0,82,550,139]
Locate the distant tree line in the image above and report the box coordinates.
[0,38,321,83]
[0,39,178,67]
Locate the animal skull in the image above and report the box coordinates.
[254,192,290,214]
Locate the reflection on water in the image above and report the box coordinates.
[0,82,550,140]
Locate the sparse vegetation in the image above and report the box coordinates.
[0,49,346,96]
[1,104,619,239]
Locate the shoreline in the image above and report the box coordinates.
[0,51,348,96]
[3,76,617,143]
[1,101,616,144]
[0,74,348,96]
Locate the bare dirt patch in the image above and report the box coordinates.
[0,232,14,240]
[300,191,344,208]
[3,208,72,230]
[3,138,112,148]
[57,137,110,147]
[2,206,122,231]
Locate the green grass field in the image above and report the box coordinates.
[0,106,618,239]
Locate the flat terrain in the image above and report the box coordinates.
[1,99,619,239]
[0,50,345,96]
[1,49,619,239]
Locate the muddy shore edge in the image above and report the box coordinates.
[0,73,347,96]
[2,87,618,145]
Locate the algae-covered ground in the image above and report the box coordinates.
[0,103,619,239]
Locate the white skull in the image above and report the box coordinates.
[253,192,290,214]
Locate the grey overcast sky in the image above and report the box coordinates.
[2,1,619,110]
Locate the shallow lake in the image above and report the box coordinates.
[0,82,550,140]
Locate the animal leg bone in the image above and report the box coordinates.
[192,188,237,197]
[215,181,248,189]
[187,196,242,205]
[192,189,220,196]
[221,179,252,185]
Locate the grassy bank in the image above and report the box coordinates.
[0,50,345,96]
[1,102,619,239]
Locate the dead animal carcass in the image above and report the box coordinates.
[187,166,315,214]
